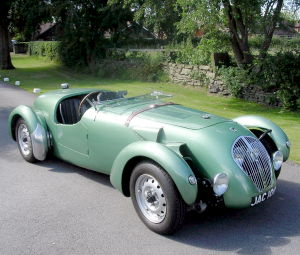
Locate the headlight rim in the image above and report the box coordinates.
[213,172,229,197]
[272,150,283,171]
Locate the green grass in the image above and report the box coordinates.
[1,54,299,163]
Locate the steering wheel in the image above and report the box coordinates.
[78,91,102,116]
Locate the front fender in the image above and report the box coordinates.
[110,141,198,205]
[8,105,48,161]
[233,115,290,161]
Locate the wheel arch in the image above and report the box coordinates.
[10,114,22,141]
[110,141,198,205]
[8,105,49,161]
[249,128,278,154]
[233,115,290,161]
[121,156,148,197]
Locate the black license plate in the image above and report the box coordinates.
[251,187,276,207]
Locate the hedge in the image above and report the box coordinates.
[249,36,300,51]
[220,51,300,111]
[27,41,61,61]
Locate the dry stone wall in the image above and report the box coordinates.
[163,62,230,96]
[243,85,281,107]
[163,62,281,107]
[96,60,280,107]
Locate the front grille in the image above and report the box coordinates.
[232,136,273,191]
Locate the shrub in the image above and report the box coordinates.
[59,40,107,68]
[219,67,250,98]
[27,41,61,61]
[167,31,230,65]
[112,38,167,49]
[96,51,168,82]
[220,51,300,111]
[256,51,300,111]
[249,36,300,52]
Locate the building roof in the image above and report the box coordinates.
[39,23,56,35]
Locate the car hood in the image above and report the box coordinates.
[137,104,229,129]
[100,98,229,130]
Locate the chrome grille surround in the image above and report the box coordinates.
[232,136,273,191]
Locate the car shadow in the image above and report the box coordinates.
[167,179,300,254]
[38,156,300,255]
[0,107,20,159]
[2,100,299,254]
[36,156,113,189]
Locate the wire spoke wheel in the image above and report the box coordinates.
[135,174,167,224]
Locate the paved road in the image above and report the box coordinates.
[1,82,300,255]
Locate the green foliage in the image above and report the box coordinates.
[220,51,300,111]
[190,70,210,85]
[27,41,61,61]
[112,38,167,49]
[176,0,290,65]
[122,0,181,41]
[255,51,300,111]
[219,67,249,98]
[51,0,131,68]
[97,51,167,82]
[166,31,230,65]
[176,0,224,35]
[10,0,50,41]
[170,39,205,65]
[249,36,300,51]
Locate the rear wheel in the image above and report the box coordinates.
[15,118,36,163]
[130,161,186,235]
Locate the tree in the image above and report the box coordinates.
[0,0,50,70]
[10,0,50,41]
[123,0,181,40]
[258,0,284,59]
[0,0,14,69]
[51,0,132,67]
[177,0,288,66]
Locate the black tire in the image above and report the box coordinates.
[130,161,186,235]
[15,118,36,163]
[275,168,281,179]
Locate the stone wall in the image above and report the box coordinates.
[163,62,230,96]
[163,62,281,107]
[243,85,281,107]
[96,60,280,107]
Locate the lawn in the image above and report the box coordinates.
[1,54,299,163]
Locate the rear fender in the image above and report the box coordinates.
[8,105,48,161]
[233,115,290,161]
[110,141,198,205]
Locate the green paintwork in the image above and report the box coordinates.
[233,115,290,161]
[110,141,198,205]
[8,88,290,208]
[8,105,43,137]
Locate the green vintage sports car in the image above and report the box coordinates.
[8,87,291,234]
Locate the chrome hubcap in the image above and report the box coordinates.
[135,174,166,223]
[17,124,31,156]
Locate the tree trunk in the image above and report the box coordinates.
[259,0,284,59]
[0,6,14,70]
[222,0,253,67]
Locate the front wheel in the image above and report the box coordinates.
[15,118,36,163]
[130,161,186,235]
